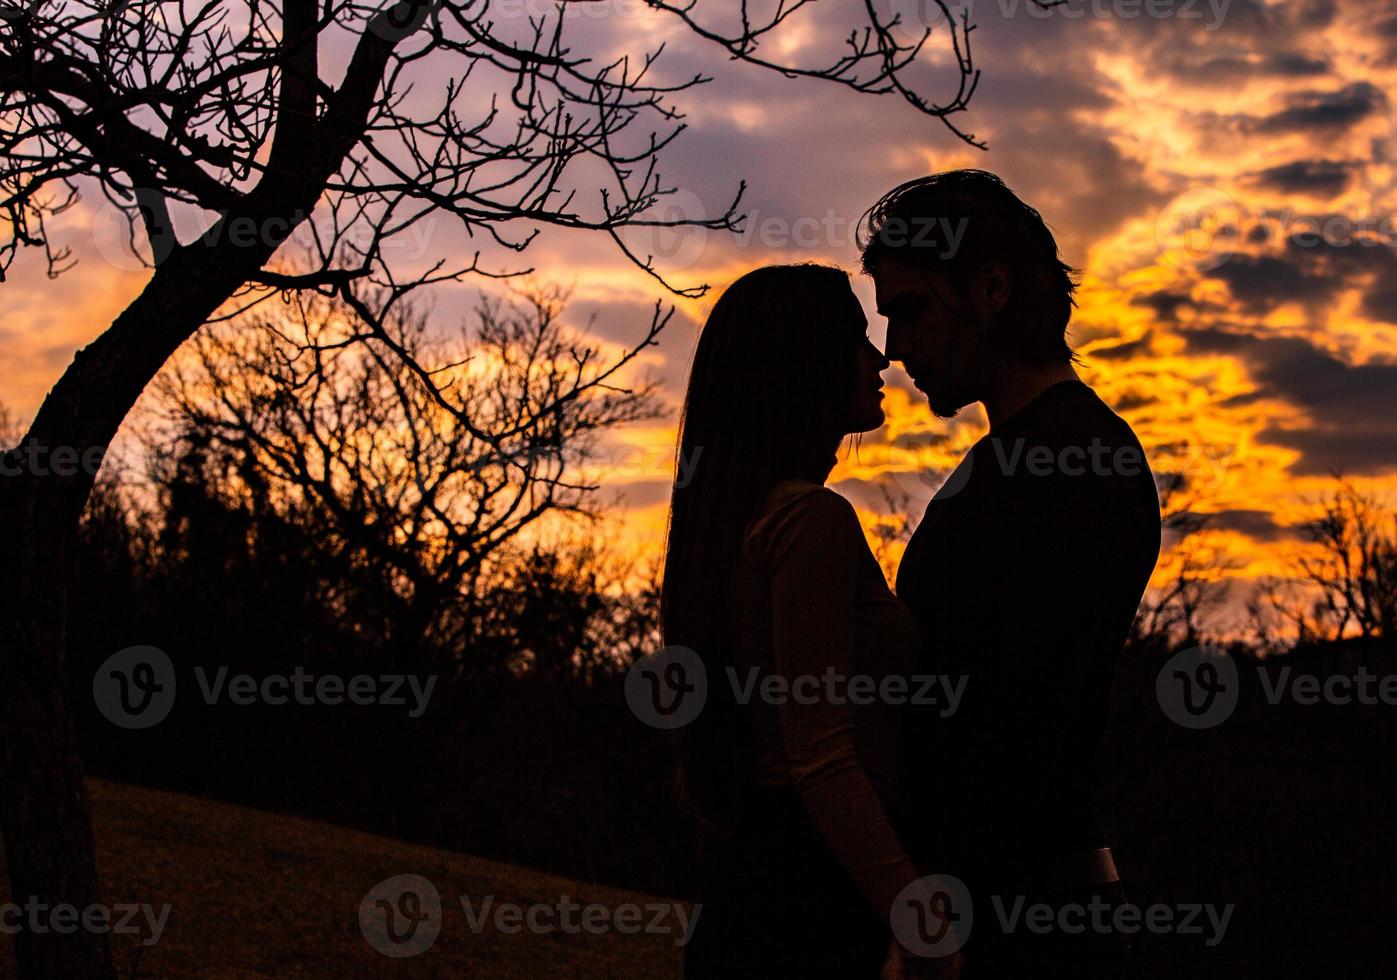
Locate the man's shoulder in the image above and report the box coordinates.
[1038,382,1143,446]
[993,383,1159,516]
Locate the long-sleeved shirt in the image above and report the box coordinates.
[729,478,923,919]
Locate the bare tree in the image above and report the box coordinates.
[153,282,660,673]
[147,282,659,831]
[1129,472,1236,650]
[0,400,19,447]
[866,482,920,587]
[0,1,1045,973]
[1292,480,1396,643]
[1245,481,1396,653]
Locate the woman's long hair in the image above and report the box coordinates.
[661,263,865,836]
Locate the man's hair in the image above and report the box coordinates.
[858,170,1078,363]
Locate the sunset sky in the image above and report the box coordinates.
[4,0,1396,631]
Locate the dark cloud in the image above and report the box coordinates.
[1254,427,1397,475]
[1189,52,1331,82]
[1111,391,1158,412]
[1182,328,1397,474]
[1244,82,1385,134]
[1195,230,1397,320]
[1220,389,1270,408]
[1207,254,1333,311]
[1248,159,1358,195]
[1363,283,1397,324]
[1133,290,1195,320]
[1090,336,1153,361]
[1207,508,1293,542]
[1265,52,1333,76]
[1215,234,1397,325]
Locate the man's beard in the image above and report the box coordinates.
[927,386,966,420]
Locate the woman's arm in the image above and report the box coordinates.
[765,488,922,923]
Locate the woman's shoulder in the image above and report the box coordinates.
[745,480,863,562]
[759,478,858,520]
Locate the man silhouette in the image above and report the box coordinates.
[860,171,1162,979]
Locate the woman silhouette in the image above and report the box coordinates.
[662,264,939,978]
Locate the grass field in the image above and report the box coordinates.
[0,779,688,978]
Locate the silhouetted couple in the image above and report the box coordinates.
[663,171,1162,979]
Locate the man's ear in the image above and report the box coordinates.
[974,261,1011,316]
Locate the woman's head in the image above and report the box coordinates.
[680,264,887,471]
[661,263,887,830]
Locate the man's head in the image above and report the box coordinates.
[860,170,1077,418]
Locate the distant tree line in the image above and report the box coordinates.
[26,286,697,897]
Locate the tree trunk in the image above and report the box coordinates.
[0,15,396,966]
[0,482,112,978]
[0,226,290,978]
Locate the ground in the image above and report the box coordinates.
[0,779,688,978]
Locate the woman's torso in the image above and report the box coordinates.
[728,479,920,805]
